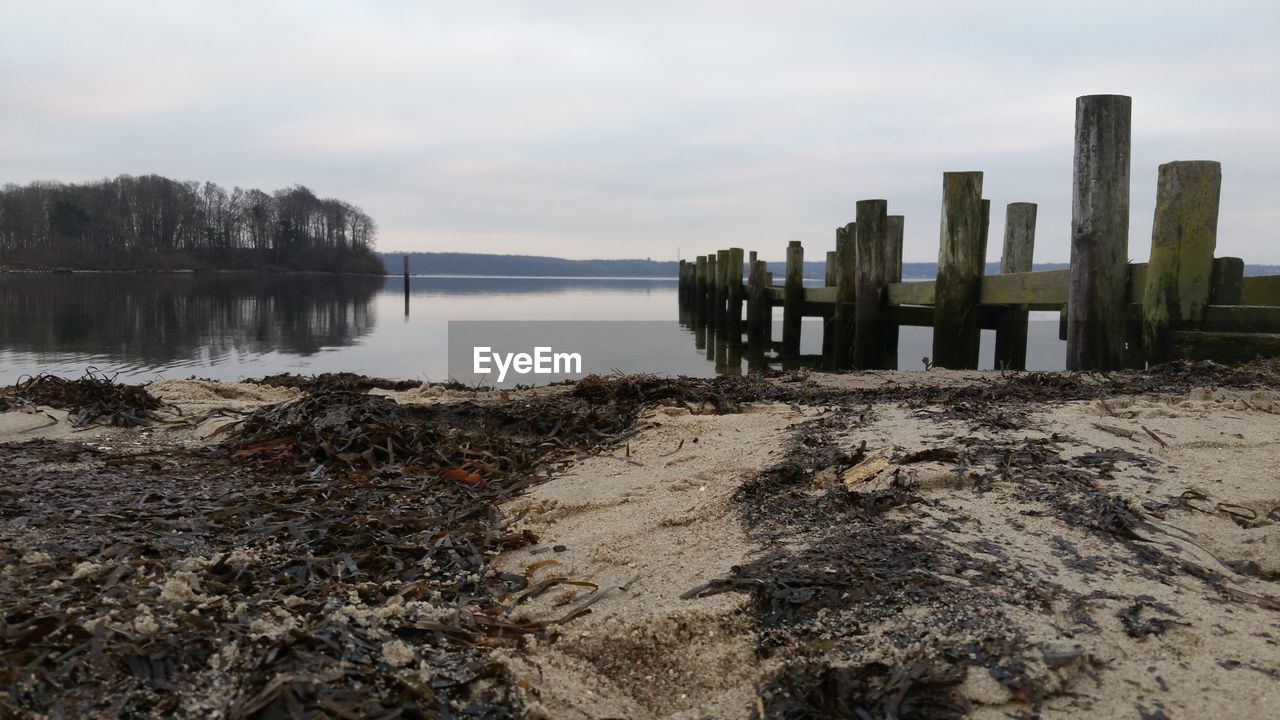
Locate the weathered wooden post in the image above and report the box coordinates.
[833,223,857,369]
[747,259,769,351]
[715,249,731,331]
[678,259,688,302]
[994,202,1037,370]
[854,200,890,369]
[884,215,904,369]
[695,255,709,316]
[403,254,410,316]
[782,241,804,356]
[1067,94,1132,371]
[822,249,838,360]
[749,250,758,264]
[705,253,718,318]
[979,199,991,262]
[1210,257,1244,305]
[726,247,744,368]
[932,172,985,369]
[1141,161,1222,363]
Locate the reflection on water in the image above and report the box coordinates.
[0,273,1066,384]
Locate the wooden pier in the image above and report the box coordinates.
[677,95,1280,372]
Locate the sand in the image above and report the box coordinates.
[2,369,1278,718]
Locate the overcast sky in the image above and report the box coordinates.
[2,1,1277,263]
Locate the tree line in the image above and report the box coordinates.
[0,175,382,273]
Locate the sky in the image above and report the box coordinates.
[2,1,1277,263]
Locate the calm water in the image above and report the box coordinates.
[0,273,1067,384]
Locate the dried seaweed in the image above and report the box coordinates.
[0,370,161,427]
[252,372,437,394]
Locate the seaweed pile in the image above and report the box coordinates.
[252,372,434,394]
[0,370,161,427]
[0,374,749,718]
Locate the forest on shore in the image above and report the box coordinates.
[0,175,382,273]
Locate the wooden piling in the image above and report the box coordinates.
[403,255,410,316]
[782,241,804,356]
[884,215,904,369]
[678,259,688,301]
[727,247,745,362]
[1141,161,1222,363]
[1210,257,1244,305]
[833,223,857,369]
[854,200,889,369]
[932,172,985,369]
[822,250,837,359]
[994,202,1037,370]
[695,255,708,315]
[747,259,769,350]
[715,249,731,330]
[1067,94,1132,371]
[704,253,717,318]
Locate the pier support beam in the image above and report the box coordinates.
[884,215,904,369]
[932,172,985,369]
[782,241,804,357]
[854,200,889,369]
[1141,161,1221,364]
[833,224,857,369]
[1067,94,1132,371]
[994,202,1037,370]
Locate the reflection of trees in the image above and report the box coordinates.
[391,276,677,297]
[0,273,380,363]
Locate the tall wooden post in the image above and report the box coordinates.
[1141,161,1222,363]
[884,215,904,369]
[994,202,1037,370]
[678,259,688,302]
[403,255,410,316]
[727,247,744,368]
[747,259,769,351]
[854,200,889,369]
[715,249,731,331]
[822,250,837,360]
[833,223,857,369]
[782,241,804,356]
[695,255,708,316]
[932,172,985,369]
[1068,94,1132,371]
[704,253,717,321]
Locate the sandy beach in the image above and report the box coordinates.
[2,366,1278,718]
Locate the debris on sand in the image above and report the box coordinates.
[0,370,161,427]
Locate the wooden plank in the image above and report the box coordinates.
[888,304,933,327]
[1068,94,1132,371]
[933,171,985,369]
[1171,330,1280,363]
[980,269,1067,307]
[1142,161,1221,363]
[1241,275,1280,306]
[803,286,838,304]
[887,280,935,306]
[1202,305,1280,334]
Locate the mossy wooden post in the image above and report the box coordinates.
[747,259,769,352]
[678,259,688,302]
[715,249,731,332]
[994,202,1037,370]
[704,253,717,321]
[854,200,889,369]
[726,247,745,368]
[782,241,804,356]
[1068,94,1132,371]
[884,215,904,369]
[979,199,991,262]
[833,223,857,369]
[1141,161,1222,364]
[749,250,757,264]
[932,172,985,369]
[822,249,837,360]
[1210,257,1244,305]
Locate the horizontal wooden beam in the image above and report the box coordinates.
[1241,275,1280,306]
[1203,305,1280,334]
[979,269,1070,308]
[803,286,838,304]
[1172,330,1280,363]
[887,304,934,327]
[887,280,935,306]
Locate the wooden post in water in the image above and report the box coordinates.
[727,247,745,367]
[822,250,838,359]
[1210,257,1244,305]
[747,259,769,352]
[1067,94,1132,371]
[704,253,717,320]
[678,259,688,302]
[884,215,904,369]
[403,255,410,316]
[833,223,857,369]
[854,200,889,369]
[994,202,1037,370]
[782,241,804,356]
[932,172,985,369]
[717,249,733,331]
[1141,161,1222,364]
[695,256,708,316]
